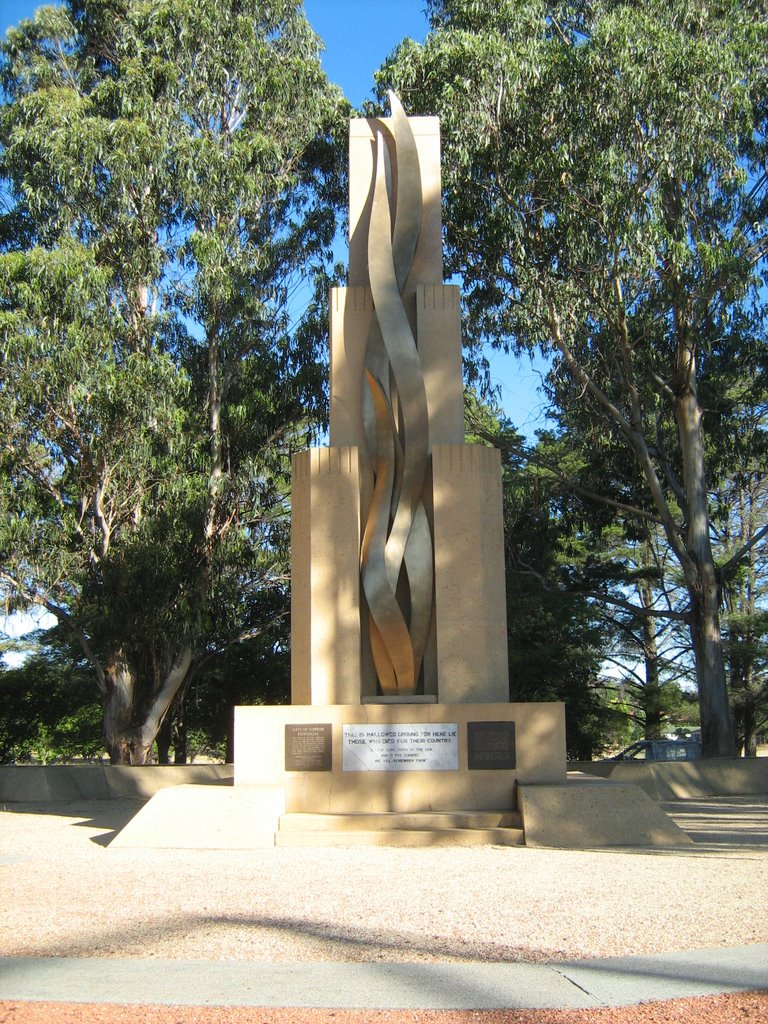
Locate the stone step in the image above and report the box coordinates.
[274,826,524,848]
[275,810,524,848]
[278,810,522,832]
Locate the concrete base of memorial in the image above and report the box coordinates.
[106,702,560,849]
[234,701,565,814]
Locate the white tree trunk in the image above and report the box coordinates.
[102,646,193,764]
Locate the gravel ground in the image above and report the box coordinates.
[2,995,768,1024]
[1,796,767,1023]
[1,798,767,963]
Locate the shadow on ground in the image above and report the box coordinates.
[662,796,768,851]
[1,799,147,846]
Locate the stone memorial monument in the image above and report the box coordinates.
[292,93,509,706]
[234,95,567,842]
[113,98,694,851]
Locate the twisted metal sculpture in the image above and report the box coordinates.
[360,93,433,697]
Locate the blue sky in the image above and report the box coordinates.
[2,0,433,106]
[1,0,548,431]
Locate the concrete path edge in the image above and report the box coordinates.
[0,944,766,1010]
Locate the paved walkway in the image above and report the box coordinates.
[0,945,766,1009]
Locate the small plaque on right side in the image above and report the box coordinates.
[467,721,516,770]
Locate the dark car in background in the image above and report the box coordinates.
[609,738,701,762]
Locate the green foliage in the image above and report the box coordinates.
[381,0,768,757]
[467,398,613,757]
[0,0,347,761]
[503,463,614,758]
[0,645,103,764]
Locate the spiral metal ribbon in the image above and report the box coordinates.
[360,93,433,696]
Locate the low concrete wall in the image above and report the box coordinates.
[0,764,234,802]
[569,758,768,800]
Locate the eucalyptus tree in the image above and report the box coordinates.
[380,0,768,756]
[466,397,614,757]
[0,0,345,762]
[714,399,768,755]
[722,477,768,756]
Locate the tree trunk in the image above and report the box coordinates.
[102,652,141,764]
[673,379,736,758]
[102,646,193,765]
[742,700,757,758]
[640,580,663,739]
[173,716,188,764]
[133,646,193,762]
[688,585,735,757]
[156,717,172,764]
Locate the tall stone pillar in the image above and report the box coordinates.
[290,95,509,706]
[290,447,362,705]
[432,445,508,703]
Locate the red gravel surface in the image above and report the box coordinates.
[2,797,766,1024]
[2,993,768,1024]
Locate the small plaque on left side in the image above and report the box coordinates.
[285,723,332,772]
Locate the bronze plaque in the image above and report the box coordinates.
[285,723,332,772]
[467,721,516,770]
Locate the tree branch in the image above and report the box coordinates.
[37,595,108,696]
[718,521,768,580]
[136,645,193,758]
[510,563,691,622]
[545,291,693,573]
[576,588,691,622]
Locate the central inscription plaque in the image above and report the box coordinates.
[342,723,458,772]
